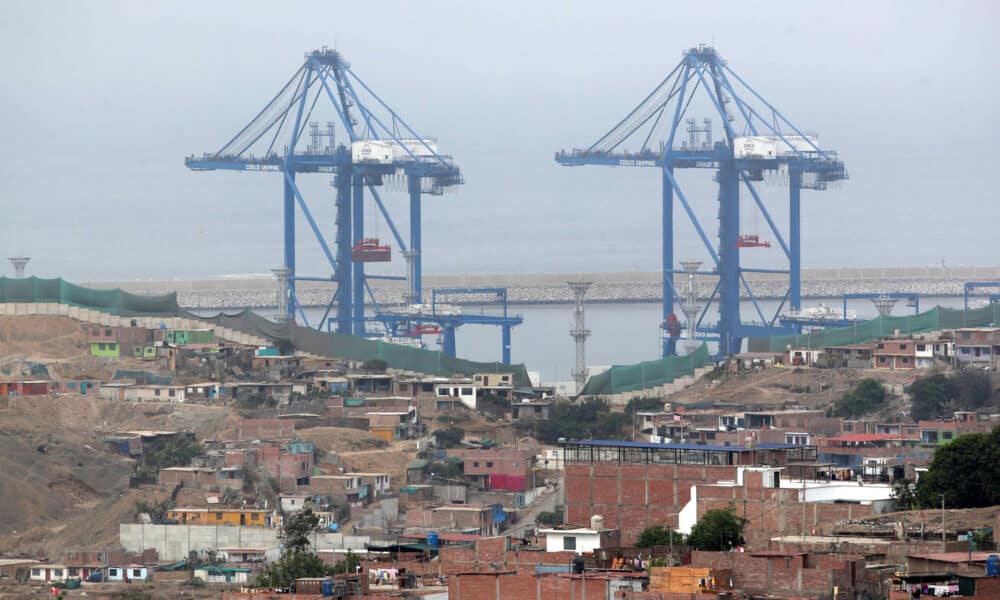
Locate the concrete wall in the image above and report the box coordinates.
[119,524,385,561]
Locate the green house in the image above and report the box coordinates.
[90,341,120,358]
[165,329,215,346]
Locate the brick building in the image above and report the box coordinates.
[463,449,534,492]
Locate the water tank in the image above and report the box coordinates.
[987,554,999,576]
[321,580,334,597]
[328,522,339,532]
[427,532,439,547]
[590,515,605,530]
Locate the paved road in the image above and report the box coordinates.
[506,479,564,538]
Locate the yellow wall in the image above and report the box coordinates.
[167,510,269,527]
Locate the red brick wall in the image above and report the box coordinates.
[437,536,577,576]
[449,572,610,600]
[565,462,740,544]
[689,551,863,596]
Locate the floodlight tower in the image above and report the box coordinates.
[871,294,899,317]
[272,267,290,323]
[8,257,29,279]
[568,281,593,392]
[556,45,847,357]
[679,260,703,354]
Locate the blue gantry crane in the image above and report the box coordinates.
[364,287,523,364]
[556,45,847,356]
[964,282,1000,311]
[185,48,462,336]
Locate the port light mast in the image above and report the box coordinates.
[556,45,847,357]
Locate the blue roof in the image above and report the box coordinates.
[563,439,808,452]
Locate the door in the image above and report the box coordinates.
[240,514,246,526]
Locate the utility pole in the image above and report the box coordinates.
[941,494,946,550]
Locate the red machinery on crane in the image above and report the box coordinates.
[351,238,391,262]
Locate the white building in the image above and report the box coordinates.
[539,522,618,554]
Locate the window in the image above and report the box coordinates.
[473,462,479,467]
[460,387,473,396]
[961,347,971,354]
[98,343,106,350]
[252,513,260,520]
[943,431,953,440]
[474,375,482,382]
[916,344,926,351]
[534,406,542,414]
[486,462,494,468]
[105,328,112,337]
[68,568,79,576]
[902,357,910,364]
[154,388,161,396]
[878,356,887,364]
[563,536,577,550]
[109,569,118,577]
[216,512,224,520]
[437,388,450,396]
[132,569,142,578]
[900,344,907,350]
[876,343,884,349]
[168,389,176,397]
[31,569,41,577]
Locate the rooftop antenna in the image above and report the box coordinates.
[568,281,593,394]
[8,257,30,279]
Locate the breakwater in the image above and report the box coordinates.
[87,266,1000,310]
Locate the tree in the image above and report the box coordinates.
[256,509,329,588]
[636,525,685,548]
[530,398,630,444]
[535,510,561,527]
[833,378,885,418]
[256,551,329,589]
[280,509,320,553]
[916,426,1000,509]
[952,370,993,410]
[361,359,388,373]
[890,481,919,512]
[687,508,746,551]
[433,426,465,449]
[909,374,955,421]
[331,550,361,575]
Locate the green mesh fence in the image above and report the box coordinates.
[747,304,1000,352]
[0,277,181,316]
[190,309,533,387]
[578,343,712,396]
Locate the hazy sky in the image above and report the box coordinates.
[1,0,997,282]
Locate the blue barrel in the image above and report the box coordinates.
[321,580,334,596]
[987,555,999,576]
[329,522,339,532]
[427,532,439,547]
